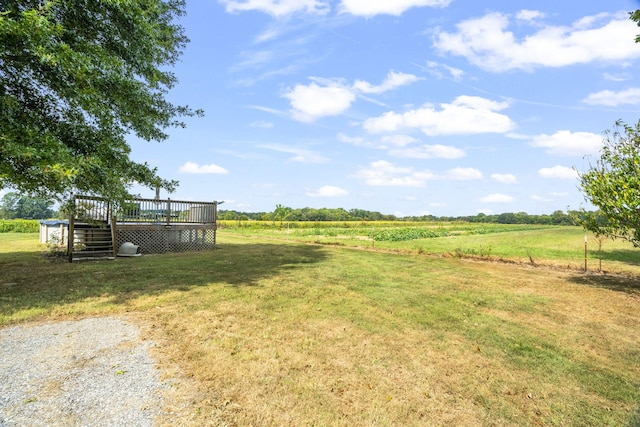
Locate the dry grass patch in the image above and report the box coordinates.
[152,310,497,426]
[137,242,640,427]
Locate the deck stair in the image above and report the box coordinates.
[69,222,115,261]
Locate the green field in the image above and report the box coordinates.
[220,222,640,275]
[1,226,639,426]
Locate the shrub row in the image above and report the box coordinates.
[0,219,40,233]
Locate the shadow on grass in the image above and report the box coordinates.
[591,248,640,266]
[569,271,640,296]
[0,243,329,321]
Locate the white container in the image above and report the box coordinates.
[117,242,141,257]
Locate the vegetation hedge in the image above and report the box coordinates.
[0,219,39,233]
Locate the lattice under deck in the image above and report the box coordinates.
[116,225,216,254]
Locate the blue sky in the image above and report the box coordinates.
[132,0,640,217]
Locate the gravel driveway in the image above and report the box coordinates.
[0,317,166,427]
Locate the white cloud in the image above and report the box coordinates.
[531,130,602,157]
[179,162,229,174]
[353,71,422,94]
[285,71,421,122]
[442,167,483,180]
[381,135,419,147]
[390,144,466,159]
[338,133,423,150]
[250,120,274,128]
[306,185,349,197]
[491,173,517,184]
[221,0,454,17]
[538,165,578,180]
[505,132,530,140]
[583,88,640,106]
[220,0,329,17]
[352,160,434,187]
[283,81,356,122]
[434,11,640,72]
[479,193,515,203]
[339,0,451,17]
[259,144,329,163]
[418,61,465,81]
[336,132,379,148]
[363,95,515,136]
[516,10,545,23]
[352,161,481,187]
[250,105,288,117]
[603,72,632,82]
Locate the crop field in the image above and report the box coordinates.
[1,225,639,426]
[220,221,640,275]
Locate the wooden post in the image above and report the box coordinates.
[68,196,75,263]
[584,235,588,272]
[166,198,171,226]
[371,227,375,248]
[213,201,218,249]
[111,214,118,258]
[598,238,602,272]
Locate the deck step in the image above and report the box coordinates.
[70,222,114,262]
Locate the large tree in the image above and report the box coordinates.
[0,191,55,219]
[578,120,640,246]
[0,0,201,206]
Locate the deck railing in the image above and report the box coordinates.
[116,198,218,225]
[71,195,218,225]
[73,195,111,223]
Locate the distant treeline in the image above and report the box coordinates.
[218,208,577,226]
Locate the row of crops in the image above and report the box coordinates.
[0,219,40,233]
[302,225,547,242]
[219,220,551,242]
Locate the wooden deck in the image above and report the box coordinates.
[67,195,218,261]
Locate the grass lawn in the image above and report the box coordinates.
[1,231,639,426]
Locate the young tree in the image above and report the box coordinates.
[577,120,640,246]
[576,11,640,246]
[273,204,292,223]
[0,0,201,206]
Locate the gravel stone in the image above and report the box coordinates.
[0,317,165,427]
